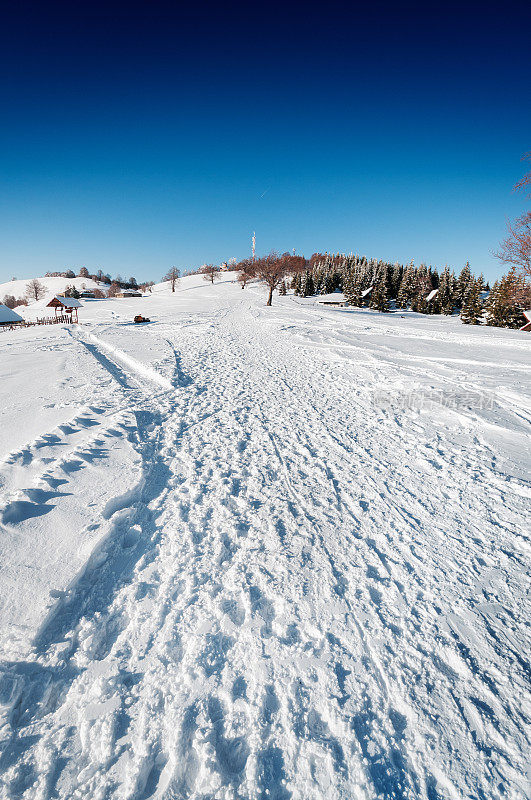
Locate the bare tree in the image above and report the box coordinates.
[255,252,308,305]
[237,258,256,289]
[514,151,531,197]
[107,282,121,297]
[496,213,530,281]
[253,252,286,306]
[201,264,218,284]
[164,266,180,292]
[25,278,46,301]
[496,152,531,288]
[2,294,16,309]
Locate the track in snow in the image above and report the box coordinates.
[0,300,529,800]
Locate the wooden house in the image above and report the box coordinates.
[520,310,531,332]
[0,304,23,327]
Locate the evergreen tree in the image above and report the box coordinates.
[438,266,455,314]
[343,267,364,307]
[429,266,440,289]
[279,280,287,296]
[391,263,403,298]
[411,263,432,313]
[396,262,416,308]
[460,278,483,324]
[485,270,527,328]
[369,265,390,311]
[457,262,472,307]
[300,271,315,297]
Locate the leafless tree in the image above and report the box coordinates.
[201,264,218,284]
[237,258,256,289]
[25,278,46,301]
[249,251,307,305]
[496,213,530,280]
[496,152,531,288]
[107,282,121,297]
[254,252,287,306]
[164,266,180,292]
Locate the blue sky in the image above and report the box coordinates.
[0,2,529,283]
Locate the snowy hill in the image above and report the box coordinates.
[0,274,529,799]
[0,275,102,305]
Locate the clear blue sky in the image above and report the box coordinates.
[1,2,529,283]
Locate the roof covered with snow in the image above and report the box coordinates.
[0,303,23,323]
[47,296,82,308]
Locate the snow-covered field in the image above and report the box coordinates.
[0,273,529,799]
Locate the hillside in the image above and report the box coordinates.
[0,275,103,305]
[0,274,529,800]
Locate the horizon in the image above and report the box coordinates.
[0,2,529,284]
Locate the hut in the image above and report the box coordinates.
[0,304,23,328]
[115,289,142,298]
[520,310,531,333]
[46,296,82,323]
[317,292,347,307]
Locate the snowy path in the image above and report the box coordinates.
[0,287,529,799]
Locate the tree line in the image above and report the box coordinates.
[231,251,529,328]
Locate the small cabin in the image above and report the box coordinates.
[46,296,82,322]
[520,310,531,333]
[116,289,142,298]
[317,292,347,307]
[0,304,24,328]
[79,290,96,299]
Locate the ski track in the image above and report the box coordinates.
[0,299,529,800]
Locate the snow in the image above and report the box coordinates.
[0,276,102,304]
[48,296,83,308]
[0,305,23,324]
[0,273,529,799]
[317,292,346,304]
[426,288,439,302]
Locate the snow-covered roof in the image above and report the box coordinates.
[0,304,23,323]
[426,288,439,302]
[361,286,373,298]
[523,310,531,323]
[47,296,82,308]
[317,292,346,304]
